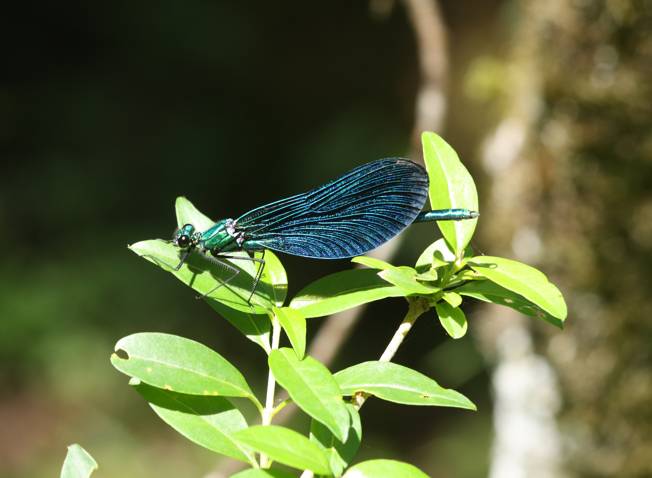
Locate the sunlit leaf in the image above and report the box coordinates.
[234,425,331,475]
[455,279,564,328]
[468,256,567,323]
[343,459,430,478]
[290,269,405,318]
[175,196,215,232]
[378,267,438,295]
[129,239,273,313]
[111,333,259,406]
[434,301,468,339]
[261,250,288,307]
[442,291,462,308]
[415,269,438,282]
[353,257,438,296]
[422,132,478,256]
[275,307,306,359]
[335,361,475,410]
[230,469,296,478]
[134,383,254,464]
[60,444,97,478]
[269,348,350,442]
[351,256,395,271]
[415,238,456,271]
[310,404,362,477]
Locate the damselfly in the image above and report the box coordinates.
[172,158,478,301]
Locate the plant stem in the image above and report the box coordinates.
[353,297,429,409]
[260,315,282,468]
[271,398,291,418]
[379,298,428,361]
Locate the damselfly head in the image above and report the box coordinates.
[173,223,197,249]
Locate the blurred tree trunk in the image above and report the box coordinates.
[478,1,652,476]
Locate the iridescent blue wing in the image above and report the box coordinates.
[235,158,429,258]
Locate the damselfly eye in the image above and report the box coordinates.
[177,235,190,248]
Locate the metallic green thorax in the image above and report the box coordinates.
[199,219,241,253]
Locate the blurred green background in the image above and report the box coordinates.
[2,1,650,477]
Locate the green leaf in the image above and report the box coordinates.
[353,257,438,295]
[455,279,564,328]
[134,383,254,464]
[378,267,438,295]
[422,132,478,256]
[310,404,362,477]
[351,256,395,271]
[60,444,98,478]
[111,333,258,405]
[415,238,456,271]
[442,291,462,307]
[468,256,567,322]
[269,348,350,442]
[343,459,430,478]
[262,250,288,307]
[335,361,475,410]
[129,239,273,314]
[290,269,405,318]
[275,307,306,359]
[230,469,296,478]
[234,425,331,475]
[175,196,215,232]
[415,269,438,282]
[434,301,468,339]
[208,301,271,353]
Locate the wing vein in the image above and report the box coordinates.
[235,158,429,259]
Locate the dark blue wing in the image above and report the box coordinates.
[235,158,429,259]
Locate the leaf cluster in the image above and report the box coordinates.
[62,132,566,478]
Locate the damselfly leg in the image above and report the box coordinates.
[175,246,266,304]
[174,249,191,271]
[215,250,266,303]
[194,253,241,300]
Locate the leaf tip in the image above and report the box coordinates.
[420,130,439,143]
[127,240,151,255]
[457,392,477,411]
[64,443,99,473]
[113,336,129,352]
